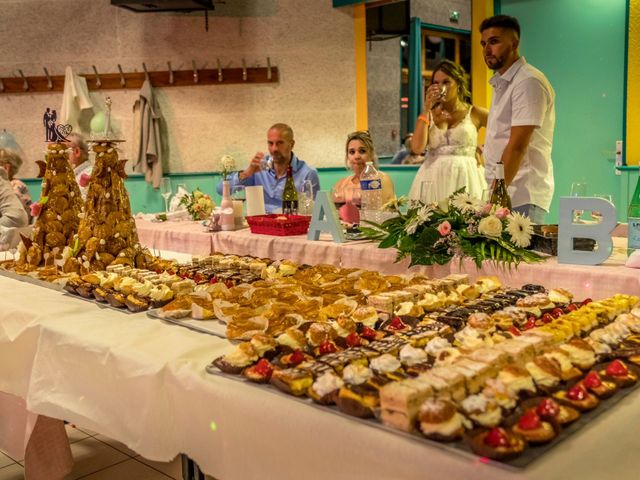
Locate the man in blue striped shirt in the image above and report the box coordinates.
[218,123,320,214]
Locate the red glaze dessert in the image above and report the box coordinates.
[553,383,599,412]
[468,427,526,460]
[277,349,310,368]
[511,409,556,444]
[243,358,275,383]
[582,371,617,399]
[600,360,638,388]
[315,340,340,356]
[535,397,580,427]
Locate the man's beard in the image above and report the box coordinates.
[485,55,505,71]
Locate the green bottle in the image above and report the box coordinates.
[489,162,512,209]
[282,165,298,215]
[628,171,640,250]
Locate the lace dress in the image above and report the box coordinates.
[409,108,486,201]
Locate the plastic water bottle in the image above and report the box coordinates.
[360,161,383,223]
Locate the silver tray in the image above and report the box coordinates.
[205,364,640,469]
[147,308,227,338]
[62,291,141,315]
[0,268,64,291]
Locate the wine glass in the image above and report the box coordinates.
[159,177,172,214]
[570,182,587,222]
[299,180,314,215]
[591,194,613,223]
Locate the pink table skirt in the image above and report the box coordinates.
[135,219,213,256]
[0,392,72,480]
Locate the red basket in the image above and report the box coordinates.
[246,214,311,236]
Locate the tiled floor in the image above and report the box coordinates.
[0,424,216,480]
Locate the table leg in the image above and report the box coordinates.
[181,454,206,480]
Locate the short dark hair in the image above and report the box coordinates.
[479,15,520,38]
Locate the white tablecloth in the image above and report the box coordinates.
[2,275,640,479]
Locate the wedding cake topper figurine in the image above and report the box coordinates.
[43,107,72,142]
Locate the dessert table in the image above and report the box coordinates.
[2,275,640,480]
[135,219,640,300]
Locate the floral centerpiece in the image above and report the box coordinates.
[179,189,215,221]
[359,189,544,268]
[218,154,237,181]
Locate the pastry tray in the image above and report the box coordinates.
[62,292,140,315]
[0,268,64,291]
[204,366,640,469]
[147,308,227,338]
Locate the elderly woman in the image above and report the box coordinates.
[332,131,395,222]
[0,148,32,222]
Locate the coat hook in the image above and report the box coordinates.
[241,59,247,81]
[92,65,102,88]
[167,61,174,85]
[43,67,53,90]
[117,64,126,87]
[266,57,272,81]
[216,58,223,82]
[142,62,150,82]
[18,70,28,91]
[192,60,199,84]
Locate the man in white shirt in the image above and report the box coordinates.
[66,133,92,199]
[480,15,555,224]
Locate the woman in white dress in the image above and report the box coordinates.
[409,60,488,202]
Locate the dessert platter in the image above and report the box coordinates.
[205,272,640,467]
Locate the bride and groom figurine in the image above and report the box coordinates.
[43,108,72,142]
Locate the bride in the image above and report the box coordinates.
[408,60,488,202]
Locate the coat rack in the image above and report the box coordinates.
[0,59,279,95]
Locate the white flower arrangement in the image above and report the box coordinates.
[218,154,237,180]
[360,188,543,268]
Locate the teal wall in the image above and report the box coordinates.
[23,166,420,214]
[500,0,627,222]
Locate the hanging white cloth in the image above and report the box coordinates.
[60,66,94,133]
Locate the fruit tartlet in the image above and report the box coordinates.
[511,408,556,444]
[600,359,638,388]
[553,383,599,412]
[243,358,275,383]
[467,427,526,460]
[581,371,617,399]
[534,397,580,428]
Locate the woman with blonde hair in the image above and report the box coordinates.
[409,60,487,202]
[332,131,395,222]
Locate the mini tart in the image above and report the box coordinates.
[213,343,259,375]
[243,358,275,383]
[105,291,127,309]
[600,360,639,388]
[270,368,313,396]
[125,294,150,313]
[553,383,599,412]
[92,286,109,303]
[582,371,617,399]
[75,282,95,298]
[511,409,556,444]
[467,427,526,460]
[534,397,580,428]
[276,349,311,368]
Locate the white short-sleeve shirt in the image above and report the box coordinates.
[484,57,556,210]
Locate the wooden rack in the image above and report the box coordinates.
[0,61,279,94]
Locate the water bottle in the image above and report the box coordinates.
[360,161,383,223]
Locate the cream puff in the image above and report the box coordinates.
[418,398,467,442]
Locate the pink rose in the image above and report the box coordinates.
[30,202,42,218]
[481,203,493,215]
[495,207,510,219]
[437,220,451,236]
[79,172,91,188]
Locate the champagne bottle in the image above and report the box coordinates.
[628,171,640,250]
[282,165,298,215]
[489,162,512,209]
